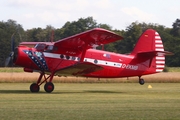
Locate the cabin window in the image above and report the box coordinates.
[66,56,70,60]
[47,45,54,51]
[60,54,64,59]
[94,59,98,64]
[72,56,76,60]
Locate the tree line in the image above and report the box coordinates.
[0,17,180,67]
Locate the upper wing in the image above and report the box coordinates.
[19,42,54,48]
[54,28,123,56]
[55,62,103,76]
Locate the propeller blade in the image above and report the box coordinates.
[5,33,15,67]
[11,33,15,51]
[5,57,11,67]
[5,52,14,67]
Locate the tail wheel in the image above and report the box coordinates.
[30,83,40,93]
[44,82,54,93]
[139,78,145,85]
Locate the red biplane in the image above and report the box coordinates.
[7,28,172,93]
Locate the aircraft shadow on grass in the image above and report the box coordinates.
[0,90,31,94]
[83,90,123,94]
[0,90,124,94]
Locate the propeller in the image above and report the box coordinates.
[5,33,15,67]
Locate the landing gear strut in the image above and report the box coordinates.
[139,76,145,85]
[30,72,55,93]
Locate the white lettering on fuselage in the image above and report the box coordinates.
[125,64,138,70]
[66,51,76,55]
[121,63,138,70]
[122,64,126,68]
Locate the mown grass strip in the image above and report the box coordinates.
[167,67,180,72]
[0,67,24,72]
[0,83,180,120]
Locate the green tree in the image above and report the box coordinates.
[171,19,180,37]
[25,25,54,42]
[0,19,24,67]
[114,22,142,54]
[25,28,43,42]
[56,17,98,39]
[98,23,112,30]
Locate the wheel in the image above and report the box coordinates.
[30,83,40,92]
[44,82,54,93]
[139,78,145,85]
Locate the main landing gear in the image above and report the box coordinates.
[30,72,55,93]
[139,76,145,85]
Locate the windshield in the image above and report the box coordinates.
[34,43,46,51]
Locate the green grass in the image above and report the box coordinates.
[0,67,23,72]
[167,67,180,72]
[0,83,180,120]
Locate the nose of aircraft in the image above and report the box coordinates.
[13,46,29,67]
[13,46,38,69]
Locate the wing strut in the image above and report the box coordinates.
[80,43,88,62]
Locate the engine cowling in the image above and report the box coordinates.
[13,46,41,70]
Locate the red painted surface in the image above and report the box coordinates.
[13,28,172,92]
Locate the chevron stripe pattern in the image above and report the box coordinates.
[155,32,165,72]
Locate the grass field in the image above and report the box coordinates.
[0,83,180,120]
[0,68,180,119]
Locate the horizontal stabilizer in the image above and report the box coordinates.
[55,62,103,76]
[136,51,173,57]
[136,51,173,72]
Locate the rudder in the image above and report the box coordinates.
[131,29,166,72]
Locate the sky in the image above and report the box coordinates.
[0,0,179,30]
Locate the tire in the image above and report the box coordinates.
[44,82,54,93]
[30,83,40,92]
[139,79,145,85]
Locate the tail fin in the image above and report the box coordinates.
[131,29,172,72]
[131,29,164,54]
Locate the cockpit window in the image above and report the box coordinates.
[34,43,46,51]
